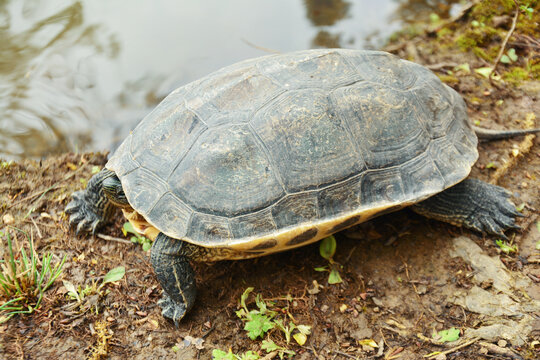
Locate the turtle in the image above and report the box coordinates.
[66,49,539,325]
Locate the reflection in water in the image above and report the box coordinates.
[304,0,351,48]
[0,0,464,159]
[312,30,342,48]
[0,1,120,158]
[392,0,461,23]
[304,0,350,26]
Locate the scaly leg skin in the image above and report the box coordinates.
[151,233,197,326]
[65,169,116,234]
[411,178,523,240]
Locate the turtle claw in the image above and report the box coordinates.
[65,190,104,236]
[76,218,91,235]
[462,182,521,239]
[158,294,187,327]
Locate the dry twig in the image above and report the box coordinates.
[425,337,480,359]
[490,0,520,85]
[96,233,132,245]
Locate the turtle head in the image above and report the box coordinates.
[102,174,130,208]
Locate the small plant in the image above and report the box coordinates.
[235,287,277,340]
[122,222,152,251]
[0,228,66,323]
[230,288,312,358]
[212,349,260,360]
[314,236,343,284]
[495,239,517,254]
[519,2,534,19]
[500,48,518,64]
[63,266,125,313]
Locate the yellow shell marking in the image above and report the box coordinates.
[121,199,418,262]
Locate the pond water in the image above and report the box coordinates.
[0,0,462,159]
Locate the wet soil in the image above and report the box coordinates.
[1,5,540,360]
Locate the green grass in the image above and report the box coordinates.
[0,227,66,323]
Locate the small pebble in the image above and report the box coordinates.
[2,214,14,225]
[372,297,384,307]
[339,304,348,313]
[497,339,507,348]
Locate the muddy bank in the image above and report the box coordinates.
[1,2,540,359]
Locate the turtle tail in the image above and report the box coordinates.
[473,125,540,141]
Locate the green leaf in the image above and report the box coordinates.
[212,349,237,360]
[485,162,495,169]
[429,13,440,23]
[474,67,493,78]
[261,340,280,352]
[244,313,274,340]
[239,287,254,312]
[516,203,525,212]
[507,48,518,62]
[500,55,511,64]
[314,266,327,272]
[63,280,80,302]
[454,63,470,74]
[433,327,460,343]
[235,309,247,319]
[495,239,517,254]
[319,236,337,260]
[142,242,152,251]
[297,324,311,335]
[122,222,138,237]
[91,166,101,174]
[328,269,343,284]
[240,351,260,360]
[255,293,267,313]
[102,266,125,284]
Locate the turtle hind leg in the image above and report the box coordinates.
[151,233,197,326]
[65,169,116,234]
[411,178,523,240]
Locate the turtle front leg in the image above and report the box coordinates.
[411,178,522,239]
[65,169,116,234]
[151,232,197,326]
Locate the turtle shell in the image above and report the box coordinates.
[106,49,478,253]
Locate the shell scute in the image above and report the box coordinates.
[251,88,365,192]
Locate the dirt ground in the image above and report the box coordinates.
[1,2,540,360]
